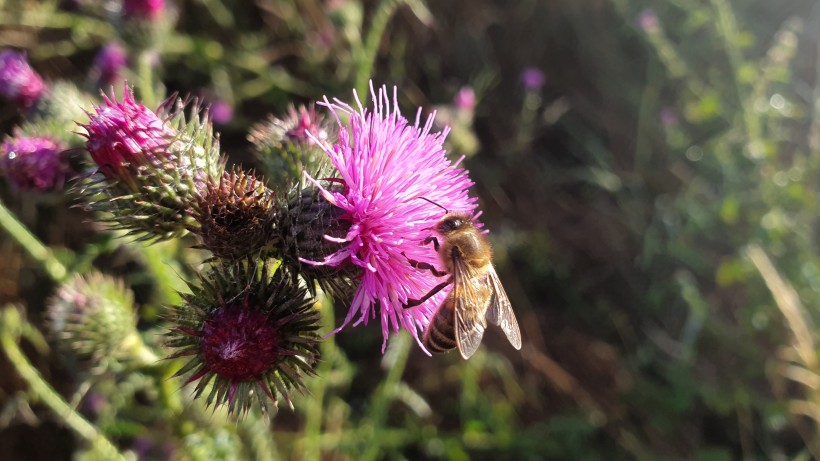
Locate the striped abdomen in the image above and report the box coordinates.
[423,296,456,353]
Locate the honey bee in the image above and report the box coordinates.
[403,212,522,359]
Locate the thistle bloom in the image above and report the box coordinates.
[93,42,128,85]
[637,9,660,33]
[209,100,233,125]
[520,67,545,91]
[167,263,321,414]
[454,86,476,112]
[123,0,165,20]
[80,87,177,182]
[77,86,223,240]
[303,83,477,351]
[0,49,46,109]
[1,134,69,192]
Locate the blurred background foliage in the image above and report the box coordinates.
[3,0,820,460]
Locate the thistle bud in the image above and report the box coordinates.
[1,134,70,193]
[167,263,321,415]
[276,180,358,301]
[76,87,223,241]
[47,273,142,366]
[0,49,46,110]
[248,104,331,188]
[191,168,277,260]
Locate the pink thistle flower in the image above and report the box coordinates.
[303,83,478,352]
[0,49,46,110]
[93,42,128,86]
[1,134,69,192]
[123,0,165,21]
[79,87,177,183]
[283,104,328,145]
[454,86,476,112]
[637,9,660,33]
[520,67,545,91]
[209,100,233,125]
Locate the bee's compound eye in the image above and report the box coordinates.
[438,217,462,233]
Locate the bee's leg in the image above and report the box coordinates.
[421,236,440,251]
[403,277,452,309]
[401,251,448,277]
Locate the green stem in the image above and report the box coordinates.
[137,51,157,109]
[355,0,405,96]
[360,332,412,461]
[0,309,128,461]
[0,199,69,283]
[302,293,336,461]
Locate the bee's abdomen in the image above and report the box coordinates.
[423,301,456,353]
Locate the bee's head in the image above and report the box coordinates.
[436,213,472,235]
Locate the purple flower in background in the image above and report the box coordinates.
[660,107,679,127]
[123,0,165,20]
[303,83,478,351]
[209,100,233,125]
[0,49,46,109]
[454,86,476,112]
[520,67,545,91]
[79,87,177,182]
[1,135,69,192]
[638,9,660,33]
[94,42,127,85]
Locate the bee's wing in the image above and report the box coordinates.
[485,264,522,350]
[452,257,488,360]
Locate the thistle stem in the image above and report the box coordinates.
[360,332,412,461]
[302,294,336,461]
[0,309,128,461]
[0,199,69,282]
[137,50,157,109]
[355,0,405,96]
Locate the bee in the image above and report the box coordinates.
[403,212,522,359]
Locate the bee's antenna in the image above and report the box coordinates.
[419,197,449,214]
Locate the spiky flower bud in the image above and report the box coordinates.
[191,168,277,260]
[76,87,223,241]
[0,49,46,110]
[248,104,331,187]
[1,134,70,192]
[167,263,321,415]
[277,183,358,300]
[47,273,142,365]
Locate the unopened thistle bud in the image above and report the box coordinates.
[191,168,277,260]
[47,273,144,366]
[76,87,223,241]
[0,49,46,110]
[248,104,331,188]
[167,263,321,415]
[1,134,70,192]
